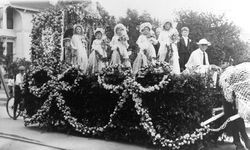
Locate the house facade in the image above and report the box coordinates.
[0,1,53,61]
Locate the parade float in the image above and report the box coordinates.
[21,1,250,150]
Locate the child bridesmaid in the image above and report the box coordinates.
[109,23,131,67]
[133,22,157,74]
[158,20,180,74]
[88,28,108,74]
[71,24,88,73]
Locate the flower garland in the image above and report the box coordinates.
[133,61,172,93]
[137,61,172,76]
[57,66,85,90]
[27,69,54,98]
[133,75,171,93]
[132,92,211,149]
[24,63,219,149]
[25,64,131,134]
[55,67,130,134]
[98,63,212,149]
[98,64,132,93]
[24,89,54,126]
[55,86,128,135]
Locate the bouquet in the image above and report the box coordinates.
[170,33,179,43]
[101,38,110,50]
[118,34,128,42]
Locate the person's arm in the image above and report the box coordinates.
[177,38,181,50]
[150,37,158,45]
[185,52,194,69]
[136,35,146,50]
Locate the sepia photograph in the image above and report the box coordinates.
[0,0,250,150]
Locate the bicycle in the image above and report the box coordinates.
[6,85,24,120]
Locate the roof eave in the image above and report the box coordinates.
[9,4,40,12]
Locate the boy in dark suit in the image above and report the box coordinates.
[177,27,193,71]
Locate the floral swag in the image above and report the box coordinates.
[23,61,222,150]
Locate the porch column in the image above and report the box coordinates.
[2,6,7,29]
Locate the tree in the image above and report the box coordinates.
[6,58,31,78]
[96,2,116,40]
[119,9,161,49]
[176,10,250,65]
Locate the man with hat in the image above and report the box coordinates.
[185,38,210,69]
[13,65,25,119]
[177,27,193,71]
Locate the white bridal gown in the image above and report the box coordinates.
[71,34,88,73]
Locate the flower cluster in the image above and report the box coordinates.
[133,61,172,93]
[98,64,132,93]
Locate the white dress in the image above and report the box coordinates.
[133,35,156,74]
[109,35,131,67]
[88,39,107,74]
[158,28,180,74]
[71,34,88,73]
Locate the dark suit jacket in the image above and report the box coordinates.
[177,37,193,70]
[177,37,192,54]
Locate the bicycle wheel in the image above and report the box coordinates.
[6,97,21,119]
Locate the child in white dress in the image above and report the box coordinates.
[109,23,131,67]
[71,24,88,73]
[133,22,158,74]
[158,20,180,74]
[88,28,108,74]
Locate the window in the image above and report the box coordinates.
[0,42,3,57]
[7,42,13,62]
[7,7,13,29]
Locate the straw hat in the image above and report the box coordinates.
[18,66,25,71]
[197,39,211,46]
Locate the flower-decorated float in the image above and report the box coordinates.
[22,1,244,150]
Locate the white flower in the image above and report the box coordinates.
[155,134,161,139]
